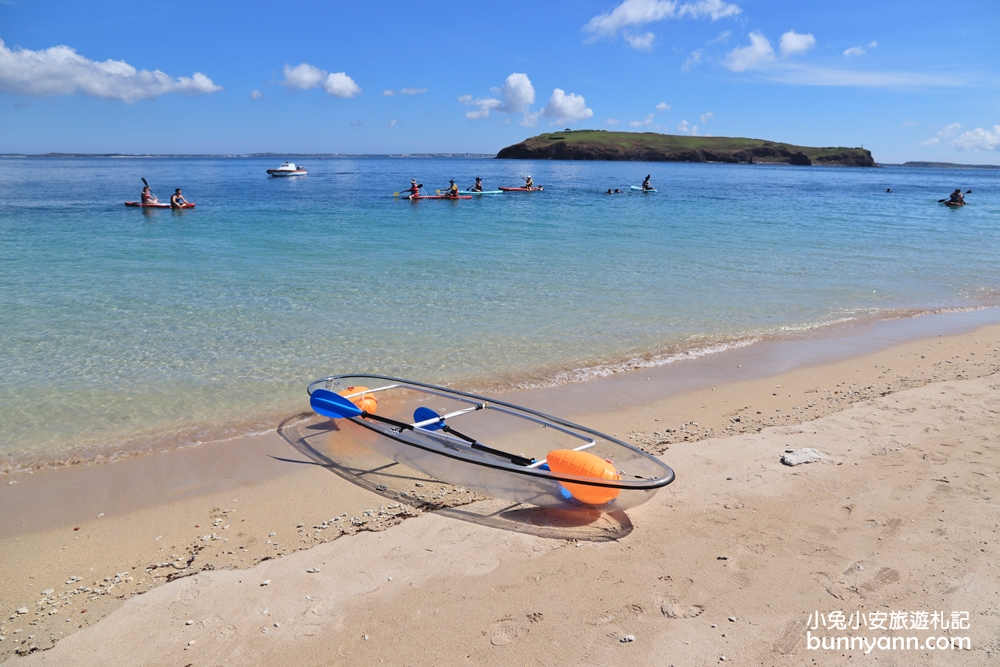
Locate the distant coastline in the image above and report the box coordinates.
[895,161,1000,170]
[0,153,495,159]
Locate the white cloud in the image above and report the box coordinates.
[779,30,815,56]
[460,73,535,122]
[680,0,741,20]
[250,89,263,100]
[707,29,731,45]
[843,46,865,57]
[630,113,655,127]
[683,48,703,71]
[383,89,394,96]
[400,87,427,95]
[869,40,878,48]
[495,73,535,113]
[459,94,501,119]
[387,119,398,128]
[954,126,1000,151]
[282,63,361,98]
[724,32,775,71]
[539,88,593,125]
[764,66,966,87]
[630,101,671,126]
[625,32,656,50]
[322,72,362,98]
[349,119,364,126]
[700,111,714,123]
[282,63,325,89]
[584,0,740,45]
[920,123,962,146]
[607,118,620,125]
[902,120,918,127]
[0,38,222,103]
[677,120,699,135]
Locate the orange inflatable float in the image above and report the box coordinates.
[338,386,377,413]
[546,449,621,505]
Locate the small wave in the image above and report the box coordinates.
[3,305,994,476]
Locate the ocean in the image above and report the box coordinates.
[1,156,998,471]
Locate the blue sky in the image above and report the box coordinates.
[1,0,998,163]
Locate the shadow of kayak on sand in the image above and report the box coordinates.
[276,413,633,542]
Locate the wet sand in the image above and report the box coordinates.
[2,312,999,664]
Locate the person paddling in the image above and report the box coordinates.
[445,180,459,198]
[170,188,190,209]
[141,185,159,205]
[523,175,534,190]
[641,174,653,191]
[406,179,421,199]
[472,177,484,192]
[948,189,965,205]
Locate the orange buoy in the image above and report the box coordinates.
[546,449,621,505]
[339,386,377,413]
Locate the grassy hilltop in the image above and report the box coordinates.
[496,130,876,166]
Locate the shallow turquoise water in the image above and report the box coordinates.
[1,156,998,468]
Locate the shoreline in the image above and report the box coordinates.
[5,306,998,476]
[2,311,1000,660]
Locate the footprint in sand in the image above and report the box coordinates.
[490,619,528,646]
[923,452,948,464]
[660,603,705,619]
[861,567,900,593]
[772,619,806,655]
[883,518,903,537]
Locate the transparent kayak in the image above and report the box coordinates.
[307,374,675,511]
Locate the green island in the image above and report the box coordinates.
[496,130,876,167]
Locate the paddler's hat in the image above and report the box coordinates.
[411,179,416,183]
[449,179,455,183]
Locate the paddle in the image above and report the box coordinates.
[141,177,158,202]
[412,407,534,466]
[938,189,972,203]
[393,184,423,197]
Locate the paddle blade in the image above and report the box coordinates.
[310,389,363,419]
[413,407,444,430]
[142,178,148,187]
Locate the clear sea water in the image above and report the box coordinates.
[1,156,998,470]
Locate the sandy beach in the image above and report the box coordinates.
[2,313,999,665]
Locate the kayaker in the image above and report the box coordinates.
[642,175,652,191]
[141,185,159,205]
[170,188,190,209]
[472,177,484,192]
[446,180,459,198]
[524,175,534,190]
[407,179,420,199]
[948,189,965,205]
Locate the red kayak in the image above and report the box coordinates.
[498,187,544,192]
[407,195,472,200]
[125,202,196,209]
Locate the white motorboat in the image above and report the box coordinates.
[266,161,307,177]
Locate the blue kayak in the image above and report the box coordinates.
[460,189,504,195]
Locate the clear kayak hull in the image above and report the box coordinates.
[307,374,675,511]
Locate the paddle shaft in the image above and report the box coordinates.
[357,409,534,466]
[142,177,157,201]
[434,423,534,466]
